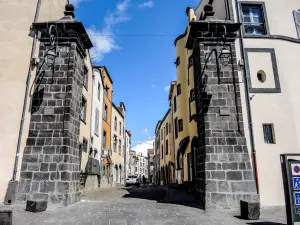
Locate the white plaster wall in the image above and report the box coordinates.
[125,132,131,178]
[0,0,67,202]
[226,0,300,207]
[91,68,104,162]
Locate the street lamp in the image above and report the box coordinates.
[219,48,231,66]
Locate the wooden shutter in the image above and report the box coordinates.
[293,10,300,39]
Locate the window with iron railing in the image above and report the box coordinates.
[242,5,267,35]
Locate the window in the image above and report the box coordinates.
[161,130,163,140]
[169,123,171,134]
[114,117,117,131]
[97,83,101,100]
[95,109,99,135]
[83,138,88,152]
[177,84,181,96]
[166,123,168,135]
[119,140,121,155]
[113,136,117,152]
[80,97,87,122]
[188,56,193,68]
[102,131,107,149]
[173,96,177,112]
[119,122,122,135]
[263,124,275,144]
[104,85,109,96]
[165,140,168,155]
[178,119,183,132]
[257,70,266,83]
[174,117,178,139]
[190,89,196,102]
[161,145,164,159]
[175,57,180,67]
[241,4,267,35]
[83,66,88,90]
[103,104,108,122]
[293,10,300,39]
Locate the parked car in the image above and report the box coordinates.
[126,175,140,187]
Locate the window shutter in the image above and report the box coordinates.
[293,10,300,39]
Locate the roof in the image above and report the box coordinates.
[112,102,124,118]
[168,81,177,100]
[93,66,113,84]
[174,28,187,47]
[120,102,126,111]
[160,108,171,128]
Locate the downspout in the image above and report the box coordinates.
[234,0,259,194]
[12,0,41,181]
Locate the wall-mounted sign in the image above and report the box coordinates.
[292,164,300,176]
[293,178,300,190]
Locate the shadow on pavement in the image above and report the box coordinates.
[122,185,200,209]
[246,223,286,225]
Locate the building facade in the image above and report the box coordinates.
[125,130,132,179]
[154,121,161,185]
[158,109,176,186]
[111,103,126,185]
[99,66,113,185]
[0,0,68,202]
[193,0,300,207]
[129,150,138,176]
[147,149,154,183]
[137,153,148,180]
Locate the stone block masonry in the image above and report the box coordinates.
[18,12,92,205]
[193,40,259,209]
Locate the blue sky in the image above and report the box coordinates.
[70,0,199,152]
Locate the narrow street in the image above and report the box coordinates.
[8,186,286,225]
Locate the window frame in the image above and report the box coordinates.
[103,104,108,122]
[95,108,99,136]
[175,57,180,67]
[177,84,181,96]
[239,2,270,36]
[102,131,107,149]
[178,119,183,132]
[293,9,300,39]
[83,137,88,153]
[190,89,196,102]
[114,117,117,131]
[165,139,168,155]
[83,65,88,91]
[174,117,178,139]
[262,123,276,144]
[173,96,177,112]
[80,96,87,123]
[97,82,101,100]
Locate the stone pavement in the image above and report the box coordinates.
[2,186,287,225]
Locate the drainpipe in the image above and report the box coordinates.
[12,0,41,181]
[234,0,259,194]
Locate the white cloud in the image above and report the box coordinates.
[164,85,170,92]
[69,0,88,7]
[151,85,156,88]
[132,139,154,157]
[117,0,131,12]
[138,1,154,9]
[88,0,131,61]
[141,128,149,136]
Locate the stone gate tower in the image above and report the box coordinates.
[186,7,259,209]
[18,4,92,205]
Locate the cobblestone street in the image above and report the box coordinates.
[1,186,287,225]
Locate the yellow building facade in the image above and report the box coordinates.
[173,8,198,183]
[158,109,175,185]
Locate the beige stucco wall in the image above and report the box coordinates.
[111,105,125,183]
[79,53,93,171]
[0,0,67,202]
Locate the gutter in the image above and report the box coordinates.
[12,0,41,181]
[234,0,259,194]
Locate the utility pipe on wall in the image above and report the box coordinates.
[234,0,259,194]
[12,0,42,181]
